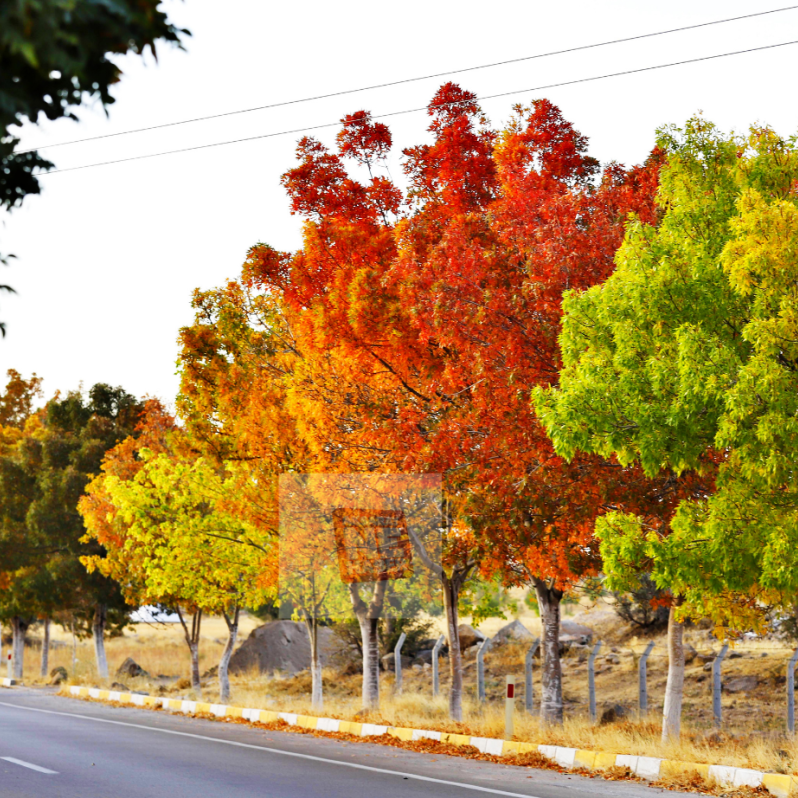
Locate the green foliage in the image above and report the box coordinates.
[0,0,187,210]
[0,383,141,634]
[459,574,518,625]
[537,118,798,630]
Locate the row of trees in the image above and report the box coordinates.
[5,87,795,746]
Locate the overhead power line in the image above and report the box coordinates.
[21,4,798,155]
[42,39,798,176]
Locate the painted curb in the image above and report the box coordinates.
[1,678,19,687]
[66,686,797,796]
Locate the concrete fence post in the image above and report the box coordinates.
[525,638,540,713]
[588,640,603,723]
[477,637,491,704]
[432,634,445,698]
[394,632,407,695]
[638,640,656,718]
[505,675,516,739]
[787,647,798,735]
[712,643,729,729]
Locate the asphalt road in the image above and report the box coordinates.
[0,688,694,798]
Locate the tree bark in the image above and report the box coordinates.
[304,614,324,712]
[40,618,50,678]
[349,581,387,711]
[219,606,239,704]
[533,578,564,727]
[176,607,203,695]
[92,603,109,679]
[11,617,27,680]
[442,572,464,721]
[662,603,685,742]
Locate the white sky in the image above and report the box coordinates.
[2,0,797,408]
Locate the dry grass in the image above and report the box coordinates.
[14,610,798,778]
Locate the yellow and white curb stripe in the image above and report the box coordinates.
[66,687,796,797]
[1,678,18,687]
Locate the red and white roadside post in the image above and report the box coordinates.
[505,675,516,739]
[6,652,11,680]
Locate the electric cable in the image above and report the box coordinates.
[20,4,798,155]
[40,39,798,176]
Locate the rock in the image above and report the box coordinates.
[116,657,149,679]
[697,653,714,664]
[725,675,758,693]
[49,666,68,685]
[604,654,621,665]
[414,649,434,664]
[228,620,338,676]
[560,620,594,640]
[381,653,413,672]
[684,645,697,663]
[599,703,629,725]
[559,635,589,655]
[457,624,486,651]
[702,662,713,672]
[110,682,129,691]
[492,620,533,646]
[728,650,743,659]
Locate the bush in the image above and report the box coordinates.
[612,574,669,630]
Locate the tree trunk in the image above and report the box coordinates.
[11,617,26,680]
[304,614,323,712]
[40,618,50,678]
[442,573,464,721]
[219,606,239,704]
[177,607,203,695]
[533,578,564,727]
[662,603,685,742]
[349,581,387,711]
[92,603,109,679]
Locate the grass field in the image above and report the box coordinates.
[9,607,798,776]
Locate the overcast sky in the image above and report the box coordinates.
[2,0,797,409]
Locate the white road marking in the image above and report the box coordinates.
[0,700,540,797]
[1,756,58,774]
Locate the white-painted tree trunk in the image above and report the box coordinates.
[349,581,387,712]
[176,607,203,695]
[533,578,564,727]
[40,618,50,678]
[443,573,464,721]
[92,604,109,679]
[11,617,26,680]
[662,604,685,742]
[219,607,239,704]
[304,615,324,712]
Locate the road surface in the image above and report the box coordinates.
[0,688,693,798]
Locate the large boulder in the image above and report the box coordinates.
[228,620,337,676]
[457,624,486,651]
[560,619,594,641]
[492,620,533,646]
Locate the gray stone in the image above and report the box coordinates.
[228,620,337,676]
[724,675,758,693]
[381,653,413,672]
[560,619,594,640]
[492,620,534,646]
[116,657,149,679]
[457,624,486,651]
[110,682,129,692]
